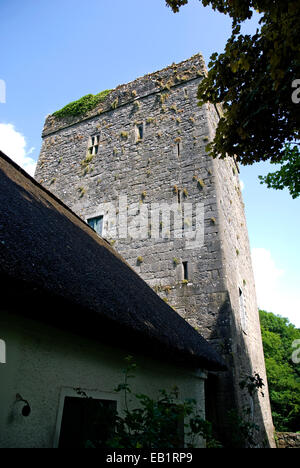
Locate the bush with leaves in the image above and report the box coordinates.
[85,357,222,449]
[225,373,266,448]
[106,357,222,449]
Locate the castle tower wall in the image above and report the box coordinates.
[35,54,274,447]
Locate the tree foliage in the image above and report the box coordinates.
[259,310,300,432]
[165,0,300,197]
[85,356,222,449]
[258,145,300,199]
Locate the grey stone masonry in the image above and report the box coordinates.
[35,53,275,447]
[276,433,300,449]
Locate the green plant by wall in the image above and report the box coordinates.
[197,179,205,189]
[52,90,112,118]
[82,356,222,449]
[159,93,169,104]
[81,154,94,168]
[225,374,266,448]
[120,131,128,139]
[111,97,119,110]
[146,117,156,125]
[78,187,86,198]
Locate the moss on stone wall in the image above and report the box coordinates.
[52,90,113,118]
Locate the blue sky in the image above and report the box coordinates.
[0,0,299,326]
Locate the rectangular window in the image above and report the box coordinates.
[138,124,143,140]
[88,135,100,156]
[88,215,103,236]
[58,397,117,448]
[135,123,144,142]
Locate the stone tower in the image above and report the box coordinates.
[35,54,275,447]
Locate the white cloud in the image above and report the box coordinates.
[0,123,37,176]
[252,248,300,327]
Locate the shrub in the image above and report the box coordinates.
[52,90,112,118]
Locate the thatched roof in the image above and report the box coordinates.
[0,151,225,371]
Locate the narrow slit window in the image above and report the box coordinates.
[183,261,188,281]
[138,124,143,140]
[178,189,181,204]
[177,143,180,157]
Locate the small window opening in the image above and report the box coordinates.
[88,215,103,236]
[183,261,188,281]
[58,397,117,448]
[138,124,144,140]
[178,189,181,204]
[177,143,180,157]
[88,134,100,156]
